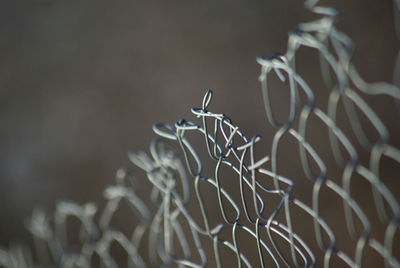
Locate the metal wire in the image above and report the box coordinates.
[1,0,400,267]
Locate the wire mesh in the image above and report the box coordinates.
[1,0,400,267]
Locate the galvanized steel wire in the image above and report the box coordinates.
[1,0,400,267]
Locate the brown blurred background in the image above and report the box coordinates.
[0,0,398,265]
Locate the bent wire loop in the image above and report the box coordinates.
[1,0,400,267]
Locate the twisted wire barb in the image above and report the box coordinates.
[1,0,400,267]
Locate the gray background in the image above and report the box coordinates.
[0,0,398,266]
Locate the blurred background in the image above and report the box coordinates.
[0,0,398,266]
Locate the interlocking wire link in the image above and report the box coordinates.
[1,0,400,267]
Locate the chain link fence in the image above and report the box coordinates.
[1,0,400,267]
